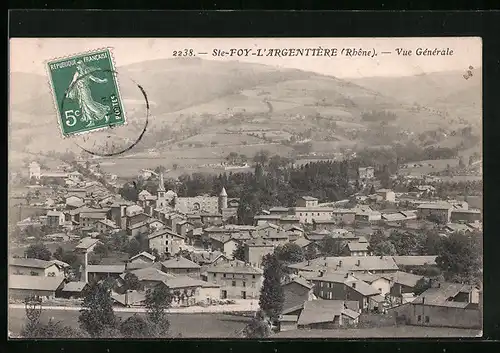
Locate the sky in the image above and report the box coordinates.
[10,37,481,79]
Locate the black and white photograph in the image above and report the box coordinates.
[8,37,483,339]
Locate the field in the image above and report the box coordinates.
[398,159,460,175]
[8,307,249,338]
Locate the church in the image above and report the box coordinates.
[138,173,240,221]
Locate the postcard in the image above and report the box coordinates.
[8,37,482,339]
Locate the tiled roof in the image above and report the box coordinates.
[161,257,201,269]
[129,251,156,262]
[206,260,263,275]
[209,234,234,244]
[148,227,184,240]
[412,282,478,308]
[392,256,437,267]
[347,242,369,252]
[62,281,88,292]
[301,196,318,201]
[9,275,64,291]
[289,256,399,273]
[125,267,175,282]
[87,264,126,273]
[417,203,452,210]
[382,271,424,288]
[293,237,312,248]
[112,291,146,306]
[297,300,344,326]
[282,276,313,289]
[75,237,100,250]
[163,276,219,289]
[81,213,107,219]
[46,210,63,217]
[10,258,55,269]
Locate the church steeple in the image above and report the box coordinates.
[218,186,228,212]
[158,172,165,192]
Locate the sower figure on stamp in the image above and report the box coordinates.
[67,60,110,127]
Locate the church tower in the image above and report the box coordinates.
[156,172,166,209]
[218,186,228,213]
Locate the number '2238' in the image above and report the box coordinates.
[173,49,194,57]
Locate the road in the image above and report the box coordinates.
[8,307,251,338]
[9,299,259,314]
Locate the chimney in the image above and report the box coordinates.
[437,282,441,288]
[339,260,342,267]
[324,262,327,267]
[352,282,356,289]
[380,255,383,259]
[356,259,361,266]
[307,260,310,266]
[344,273,348,279]
[319,270,324,277]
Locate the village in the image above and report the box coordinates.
[7,152,483,338]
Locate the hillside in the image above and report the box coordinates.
[9,58,481,169]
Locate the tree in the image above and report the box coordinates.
[126,238,142,257]
[389,231,422,256]
[305,245,318,260]
[275,243,304,264]
[436,232,482,284]
[123,272,142,291]
[371,241,397,256]
[321,236,345,257]
[419,232,444,255]
[259,254,285,322]
[413,278,431,296]
[232,243,245,261]
[369,184,376,194]
[78,282,118,338]
[94,243,109,257]
[120,314,150,338]
[144,284,172,337]
[22,318,86,338]
[458,157,465,169]
[243,310,271,338]
[25,243,52,261]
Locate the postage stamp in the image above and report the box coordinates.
[46,48,126,137]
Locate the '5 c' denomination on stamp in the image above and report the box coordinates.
[47,48,126,137]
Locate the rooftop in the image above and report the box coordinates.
[301,196,319,201]
[87,264,126,273]
[382,271,424,288]
[412,282,479,308]
[161,256,201,269]
[75,237,100,250]
[206,260,263,275]
[297,300,345,326]
[129,251,156,262]
[417,203,453,210]
[62,281,88,292]
[392,256,437,267]
[10,258,56,269]
[9,275,64,291]
[289,256,399,273]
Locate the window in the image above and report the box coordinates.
[417,315,422,322]
[425,316,430,323]
[223,274,226,278]
[252,275,256,279]
[320,291,324,297]
[213,273,216,278]
[242,281,246,287]
[251,282,256,288]
[232,281,236,287]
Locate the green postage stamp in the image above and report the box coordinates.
[47,48,126,137]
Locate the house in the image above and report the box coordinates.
[160,256,201,278]
[66,188,87,199]
[385,271,425,301]
[311,272,384,312]
[282,276,315,312]
[375,189,396,203]
[161,276,221,306]
[189,250,230,267]
[46,210,65,227]
[444,223,474,234]
[186,227,203,246]
[200,213,223,226]
[288,256,399,275]
[297,196,319,208]
[75,237,101,254]
[119,266,173,292]
[355,209,382,223]
[148,227,185,255]
[86,264,126,283]
[280,300,360,330]
[417,203,453,224]
[9,258,63,277]
[175,220,194,237]
[254,214,283,226]
[96,219,119,233]
[129,251,156,264]
[293,237,322,257]
[352,272,392,297]
[29,161,41,179]
[358,167,375,180]
[112,290,146,307]
[341,242,370,257]
[9,275,65,301]
[392,256,437,269]
[127,219,151,238]
[59,281,90,299]
[244,239,275,268]
[208,234,239,259]
[64,195,85,210]
[388,282,481,329]
[284,225,305,241]
[204,259,263,299]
